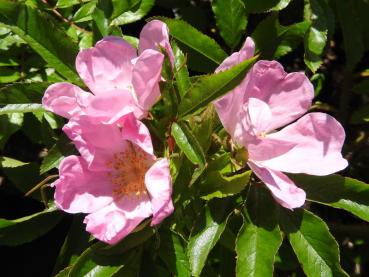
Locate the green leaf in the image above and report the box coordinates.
[54,267,72,277]
[159,230,191,277]
[73,0,97,23]
[0,1,81,83]
[123,35,139,49]
[0,67,20,83]
[190,105,218,153]
[40,138,76,174]
[243,0,292,13]
[236,186,282,277]
[335,0,365,70]
[187,198,233,277]
[110,0,140,19]
[0,156,28,168]
[304,0,333,72]
[69,243,141,277]
[56,0,81,8]
[252,13,309,59]
[0,82,48,104]
[0,205,62,246]
[171,122,206,167]
[178,55,257,118]
[92,3,110,39]
[212,0,247,49]
[157,17,228,72]
[292,174,369,222]
[0,103,44,115]
[53,215,91,275]
[110,0,155,26]
[173,42,191,99]
[280,209,348,277]
[199,170,251,200]
[0,113,23,149]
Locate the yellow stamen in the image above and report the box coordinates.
[107,143,152,198]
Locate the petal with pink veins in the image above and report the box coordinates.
[76,36,136,95]
[132,49,164,112]
[84,195,152,245]
[53,155,114,214]
[42,82,92,119]
[243,60,314,131]
[139,20,174,66]
[255,112,348,176]
[248,161,306,209]
[145,158,174,225]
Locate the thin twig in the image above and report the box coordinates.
[24,174,58,197]
[41,0,90,33]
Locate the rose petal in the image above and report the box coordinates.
[139,20,174,66]
[243,60,314,131]
[54,155,113,213]
[216,37,255,73]
[132,49,164,112]
[63,116,125,171]
[248,161,306,209]
[119,113,154,156]
[145,158,174,225]
[76,36,136,95]
[84,195,152,245]
[42,82,92,119]
[254,112,348,175]
[84,89,145,122]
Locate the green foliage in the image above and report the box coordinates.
[212,0,247,49]
[0,205,63,246]
[0,0,81,83]
[292,174,369,222]
[187,199,233,277]
[280,209,348,276]
[157,17,228,72]
[236,186,282,277]
[178,55,257,118]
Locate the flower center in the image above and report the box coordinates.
[108,143,152,198]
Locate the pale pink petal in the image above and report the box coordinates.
[254,113,348,175]
[248,161,306,209]
[83,89,145,122]
[213,83,246,141]
[145,158,174,225]
[139,20,174,66]
[242,98,272,138]
[76,36,136,95]
[119,113,154,156]
[42,82,92,119]
[243,60,314,131]
[132,49,164,111]
[63,117,126,171]
[214,37,255,138]
[216,37,255,73]
[53,155,113,214]
[84,196,152,245]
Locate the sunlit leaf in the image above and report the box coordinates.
[280,209,348,277]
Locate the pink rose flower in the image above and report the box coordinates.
[53,113,173,245]
[42,20,173,122]
[214,37,348,209]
